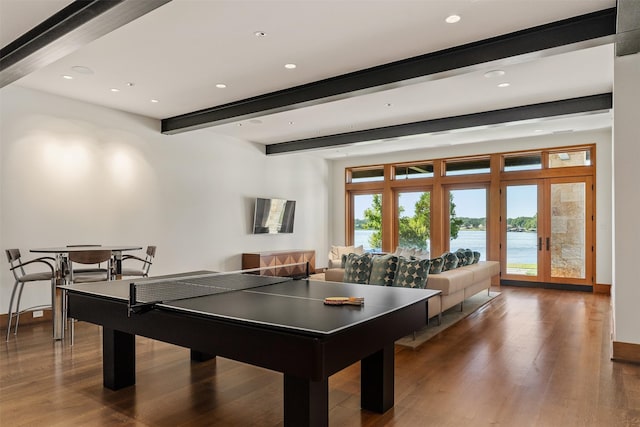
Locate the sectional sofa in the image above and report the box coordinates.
[324,253,499,321]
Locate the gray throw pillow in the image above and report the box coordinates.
[393,258,430,289]
[369,254,399,286]
[464,249,474,265]
[343,253,373,284]
[441,252,459,271]
[472,251,481,264]
[429,256,444,274]
[455,249,468,266]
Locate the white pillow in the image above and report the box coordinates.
[331,245,354,259]
[413,248,430,260]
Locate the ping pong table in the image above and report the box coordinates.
[62,271,440,427]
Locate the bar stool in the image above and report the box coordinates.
[5,249,55,341]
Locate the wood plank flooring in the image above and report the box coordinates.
[1,286,639,426]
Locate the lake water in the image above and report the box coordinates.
[354,229,538,265]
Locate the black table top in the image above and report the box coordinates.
[31,245,142,253]
[61,272,440,336]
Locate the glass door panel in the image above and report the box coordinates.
[448,188,487,259]
[505,184,539,278]
[501,177,592,286]
[549,181,586,280]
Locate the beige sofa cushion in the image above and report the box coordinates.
[468,261,500,282]
[426,268,474,295]
[325,268,346,282]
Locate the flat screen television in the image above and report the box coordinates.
[252,198,296,234]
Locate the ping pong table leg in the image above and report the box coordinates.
[190,349,216,362]
[103,328,135,390]
[360,344,394,413]
[283,375,328,427]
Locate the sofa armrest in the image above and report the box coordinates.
[325,268,345,282]
[328,258,343,269]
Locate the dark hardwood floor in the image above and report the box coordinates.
[1,286,639,426]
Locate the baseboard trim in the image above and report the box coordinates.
[500,280,592,292]
[612,341,640,364]
[593,283,611,295]
[0,308,52,331]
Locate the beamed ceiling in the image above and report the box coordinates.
[1,0,638,158]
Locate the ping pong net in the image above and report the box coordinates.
[127,262,308,316]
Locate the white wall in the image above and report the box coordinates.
[328,129,613,285]
[0,86,329,314]
[612,52,640,345]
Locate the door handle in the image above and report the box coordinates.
[546,237,550,251]
[538,237,542,251]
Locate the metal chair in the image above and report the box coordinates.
[5,249,55,341]
[66,249,113,343]
[121,245,156,278]
[67,249,112,283]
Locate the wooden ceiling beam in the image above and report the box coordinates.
[265,93,613,155]
[0,0,171,88]
[161,8,616,135]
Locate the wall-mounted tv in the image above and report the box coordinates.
[252,198,296,234]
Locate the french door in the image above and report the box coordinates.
[501,177,593,287]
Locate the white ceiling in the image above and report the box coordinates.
[0,0,615,159]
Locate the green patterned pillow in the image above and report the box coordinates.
[455,249,468,266]
[429,256,444,274]
[369,254,399,286]
[343,253,373,284]
[465,249,474,264]
[441,252,459,271]
[393,258,430,289]
[472,251,481,264]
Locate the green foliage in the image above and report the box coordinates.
[507,213,538,230]
[362,194,382,249]
[449,193,463,240]
[398,192,431,249]
[358,192,468,250]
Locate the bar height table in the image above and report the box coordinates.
[30,245,142,340]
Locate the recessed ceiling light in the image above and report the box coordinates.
[62,75,73,80]
[215,83,227,89]
[71,65,93,74]
[288,121,295,125]
[110,88,120,92]
[150,99,159,103]
[126,82,134,87]
[445,14,461,24]
[484,70,505,78]
[254,31,266,37]
[385,103,392,107]
[284,63,297,69]
[497,82,511,88]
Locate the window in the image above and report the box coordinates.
[394,163,434,180]
[397,191,431,254]
[350,167,384,183]
[548,149,591,168]
[449,188,487,259]
[445,158,490,176]
[353,193,383,252]
[344,144,594,267]
[503,153,542,171]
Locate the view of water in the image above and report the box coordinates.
[354,229,538,265]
